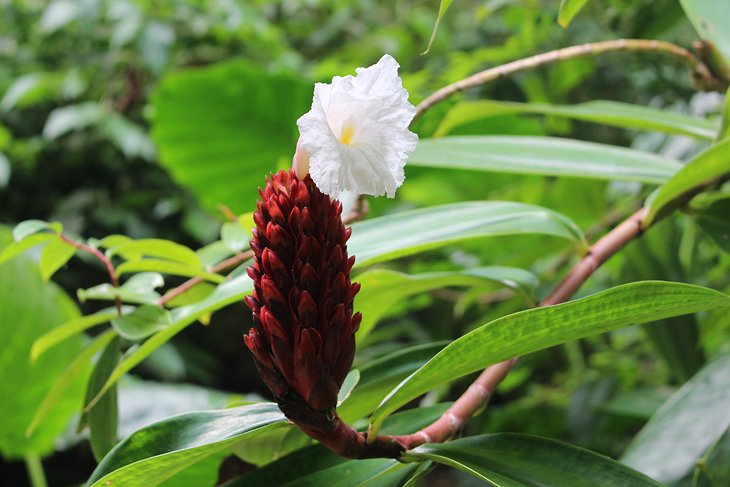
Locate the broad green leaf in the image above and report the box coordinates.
[83,336,120,461]
[558,0,589,27]
[0,227,85,458]
[408,136,680,185]
[0,233,55,267]
[86,275,253,408]
[622,353,730,484]
[423,0,453,54]
[79,283,161,305]
[13,219,62,241]
[39,237,76,280]
[356,267,538,341]
[111,305,171,341]
[680,0,730,64]
[349,201,586,266]
[31,308,120,362]
[693,426,730,487]
[405,433,661,486]
[435,100,718,139]
[26,331,116,438]
[645,138,730,225]
[369,281,730,435]
[339,342,448,423]
[87,403,287,487]
[111,239,202,268]
[116,260,223,283]
[151,61,311,213]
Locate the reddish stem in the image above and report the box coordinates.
[158,250,253,306]
[59,234,122,314]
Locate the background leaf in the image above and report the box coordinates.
[151,61,312,213]
[680,0,730,63]
[406,433,661,486]
[621,353,730,484]
[369,281,730,435]
[408,136,680,184]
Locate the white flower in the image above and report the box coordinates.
[295,54,418,198]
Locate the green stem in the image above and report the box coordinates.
[24,454,48,487]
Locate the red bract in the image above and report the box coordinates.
[244,169,361,418]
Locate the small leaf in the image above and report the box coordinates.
[39,238,76,281]
[349,201,587,267]
[13,220,62,241]
[405,433,661,486]
[111,305,171,341]
[409,135,680,185]
[116,260,223,283]
[645,138,730,225]
[82,336,120,462]
[558,0,589,28]
[79,283,160,305]
[337,370,360,407]
[110,239,202,268]
[31,308,120,362]
[369,281,730,435]
[0,233,55,267]
[43,102,106,140]
[221,220,250,253]
[87,403,287,487]
[422,0,453,54]
[122,272,165,294]
[26,331,116,438]
[622,353,730,484]
[720,86,730,140]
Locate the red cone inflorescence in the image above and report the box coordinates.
[244,170,363,431]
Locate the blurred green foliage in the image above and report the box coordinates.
[1,0,730,485]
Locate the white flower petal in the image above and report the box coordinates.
[296,54,418,198]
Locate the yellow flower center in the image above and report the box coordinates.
[339,119,356,145]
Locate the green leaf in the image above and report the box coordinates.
[116,260,223,283]
[111,239,202,268]
[31,308,120,362]
[13,220,62,241]
[355,267,538,341]
[558,0,589,27]
[0,227,85,458]
[337,369,360,406]
[435,100,719,139]
[369,281,730,435]
[26,331,116,438]
[0,233,55,267]
[87,403,287,487]
[221,221,250,253]
[86,275,253,408]
[622,353,730,484]
[43,102,106,139]
[151,61,311,213]
[79,284,161,305]
[39,238,76,280]
[338,342,448,423]
[693,426,730,487]
[101,112,156,161]
[405,433,661,486]
[111,305,171,341]
[680,0,730,64]
[83,336,120,462]
[423,0,453,54]
[645,138,730,225]
[720,86,730,140]
[349,201,586,267]
[408,136,680,185]
[697,197,730,252]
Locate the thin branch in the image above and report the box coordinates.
[389,207,649,450]
[59,234,121,314]
[413,39,719,122]
[158,250,253,306]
